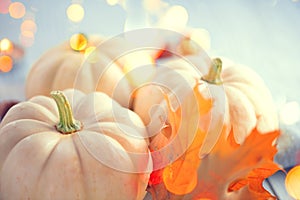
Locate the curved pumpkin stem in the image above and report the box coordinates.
[51,91,82,134]
[201,58,223,85]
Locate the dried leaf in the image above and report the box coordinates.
[148,93,281,199]
[149,83,213,194]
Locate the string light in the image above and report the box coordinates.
[285,165,300,199]
[19,31,35,47]
[190,28,211,51]
[158,5,189,31]
[69,33,88,51]
[143,0,168,14]
[0,38,14,54]
[123,52,155,86]
[106,0,119,6]
[21,19,37,34]
[0,55,13,73]
[66,3,85,23]
[8,2,26,19]
[84,46,99,63]
[279,101,300,125]
[0,0,11,14]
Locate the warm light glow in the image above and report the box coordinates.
[285,165,300,199]
[106,0,119,6]
[190,28,211,51]
[67,4,85,23]
[21,30,34,38]
[21,19,37,33]
[123,52,155,86]
[143,0,167,13]
[19,31,34,47]
[9,2,26,19]
[159,5,189,31]
[0,38,14,53]
[69,33,88,51]
[0,0,11,14]
[84,46,99,63]
[279,101,300,125]
[0,55,13,73]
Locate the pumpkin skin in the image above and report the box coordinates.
[0,89,152,200]
[0,100,19,121]
[25,34,154,108]
[187,56,278,145]
[133,54,278,159]
[132,51,212,172]
[156,36,278,146]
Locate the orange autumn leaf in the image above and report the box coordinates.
[149,116,281,199]
[147,78,281,199]
[148,82,213,188]
[164,128,280,200]
[162,128,206,195]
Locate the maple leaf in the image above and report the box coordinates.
[148,82,213,189]
[147,84,281,199]
[148,128,281,200]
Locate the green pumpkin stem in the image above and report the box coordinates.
[51,91,82,134]
[201,58,223,85]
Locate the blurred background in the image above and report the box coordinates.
[0,0,300,176]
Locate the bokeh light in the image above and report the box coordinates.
[0,38,14,53]
[0,0,11,14]
[84,46,99,63]
[159,5,189,31]
[123,52,155,86]
[285,165,300,199]
[21,19,37,34]
[106,0,119,6]
[0,55,13,73]
[66,3,85,23]
[190,28,211,51]
[19,30,35,47]
[9,2,26,19]
[143,0,167,14]
[279,101,300,125]
[69,33,88,51]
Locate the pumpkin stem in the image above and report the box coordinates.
[51,91,82,134]
[201,58,223,85]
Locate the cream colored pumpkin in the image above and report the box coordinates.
[0,89,152,200]
[25,34,154,108]
[133,54,278,160]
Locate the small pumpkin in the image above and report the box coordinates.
[25,33,154,108]
[164,36,278,141]
[199,56,278,146]
[0,89,152,200]
[0,100,19,121]
[134,55,278,155]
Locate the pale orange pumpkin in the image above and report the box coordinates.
[0,100,19,121]
[25,33,154,108]
[134,54,278,149]
[134,56,280,198]
[0,89,152,200]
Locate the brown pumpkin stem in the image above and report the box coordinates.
[201,58,223,85]
[51,91,82,134]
